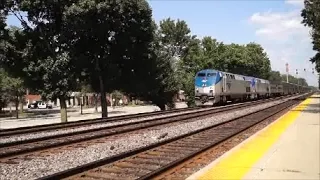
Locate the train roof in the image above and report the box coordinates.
[196,69,218,74]
[196,69,269,83]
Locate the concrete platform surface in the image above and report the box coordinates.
[187,94,320,180]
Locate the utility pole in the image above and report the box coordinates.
[285,63,289,83]
[296,69,300,93]
[296,69,299,85]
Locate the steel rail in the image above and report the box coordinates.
[38,93,310,180]
[0,106,202,136]
[0,96,283,159]
[0,95,292,137]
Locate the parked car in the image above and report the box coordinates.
[28,101,53,109]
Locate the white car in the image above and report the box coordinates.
[28,101,53,109]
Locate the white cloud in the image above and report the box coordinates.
[248,1,318,86]
[285,0,304,7]
[249,10,307,40]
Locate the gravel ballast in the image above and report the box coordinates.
[0,108,207,144]
[0,96,300,180]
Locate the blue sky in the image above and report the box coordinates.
[6,0,319,86]
[148,0,318,86]
[149,0,287,44]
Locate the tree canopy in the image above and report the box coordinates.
[1,0,156,120]
[1,1,80,122]
[122,19,193,110]
[0,0,311,120]
[301,0,320,87]
[62,0,155,117]
[0,68,25,117]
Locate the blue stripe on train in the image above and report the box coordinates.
[195,69,222,87]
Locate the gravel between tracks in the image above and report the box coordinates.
[0,98,293,180]
[0,109,203,144]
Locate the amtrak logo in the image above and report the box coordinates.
[201,79,207,83]
[227,82,231,89]
[251,79,256,86]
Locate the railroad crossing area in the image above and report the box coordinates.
[187,94,320,180]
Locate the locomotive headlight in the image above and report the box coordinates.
[210,86,213,89]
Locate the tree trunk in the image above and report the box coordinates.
[96,57,108,118]
[80,99,83,115]
[19,96,23,114]
[99,75,108,118]
[94,94,98,113]
[84,95,88,108]
[15,96,19,119]
[157,102,166,111]
[59,97,67,122]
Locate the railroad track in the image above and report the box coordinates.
[0,96,288,161]
[0,95,291,137]
[39,93,309,180]
[0,95,290,140]
[0,106,202,136]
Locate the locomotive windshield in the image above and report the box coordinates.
[207,73,216,77]
[197,72,216,77]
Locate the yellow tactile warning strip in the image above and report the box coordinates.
[186,97,313,180]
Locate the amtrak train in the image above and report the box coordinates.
[194,69,311,106]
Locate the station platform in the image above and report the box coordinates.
[187,94,320,180]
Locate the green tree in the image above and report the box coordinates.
[244,43,271,79]
[179,37,208,106]
[219,43,247,74]
[158,18,192,71]
[0,69,10,112]
[180,72,196,107]
[2,0,79,122]
[64,0,154,116]
[200,36,226,70]
[121,19,190,110]
[301,0,320,87]
[154,18,193,109]
[180,37,204,73]
[280,74,308,86]
[128,18,193,110]
[268,71,282,83]
[0,68,25,118]
[0,11,8,60]
[297,77,308,86]
[0,22,27,116]
[216,43,271,79]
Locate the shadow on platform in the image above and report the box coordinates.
[309,96,320,99]
[290,103,320,114]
